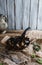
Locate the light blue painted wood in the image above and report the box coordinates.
[23,0,30,30]
[30,0,38,30]
[0,0,42,30]
[0,0,7,15]
[37,0,42,30]
[7,0,14,30]
[15,0,23,30]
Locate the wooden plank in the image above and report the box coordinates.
[0,0,7,15]
[0,33,21,38]
[37,0,42,30]
[23,0,30,29]
[15,0,23,29]
[7,30,23,33]
[7,0,14,30]
[30,0,38,29]
[0,30,42,39]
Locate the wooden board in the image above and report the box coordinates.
[15,0,23,30]
[30,0,38,29]
[23,0,30,29]
[7,0,14,30]
[0,0,7,15]
[0,30,42,39]
[37,0,42,30]
[0,30,42,65]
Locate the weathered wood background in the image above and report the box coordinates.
[0,0,42,30]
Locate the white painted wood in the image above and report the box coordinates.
[23,0,30,30]
[0,0,7,15]
[0,0,42,30]
[30,0,38,30]
[7,0,14,29]
[37,0,42,30]
[15,0,23,30]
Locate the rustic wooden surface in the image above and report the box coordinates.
[0,30,42,39]
[0,30,42,65]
